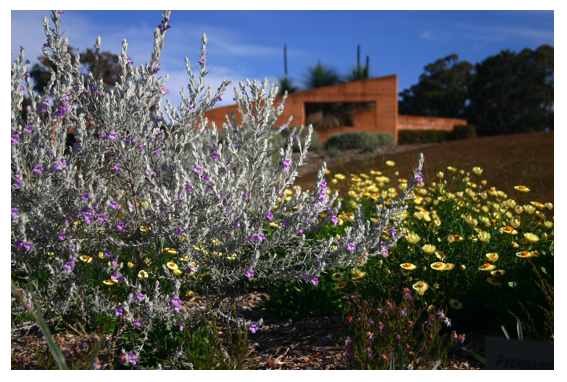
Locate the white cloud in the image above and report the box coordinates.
[453,23,554,43]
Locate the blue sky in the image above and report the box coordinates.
[11,8,554,110]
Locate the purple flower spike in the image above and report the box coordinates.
[193,165,203,174]
[175,227,184,236]
[24,125,34,133]
[331,215,338,226]
[211,151,220,160]
[415,172,424,186]
[11,134,20,145]
[81,193,89,201]
[58,233,65,241]
[11,208,20,218]
[266,212,273,221]
[281,157,291,172]
[347,242,356,254]
[246,269,254,279]
[198,58,207,65]
[249,324,258,334]
[153,67,160,73]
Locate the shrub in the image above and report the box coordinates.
[280,125,322,153]
[325,131,395,152]
[448,125,477,141]
[11,10,424,368]
[397,130,448,145]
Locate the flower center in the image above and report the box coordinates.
[494,271,501,276]
[405,263,412,267]
[506,226,514,231]
[483,263,491,268]
[522,251,529,256]
[453,301,459,306]
[519,186,527,189]
[418,283,424,287]
[435,263,442,267]
[453,235,460,239]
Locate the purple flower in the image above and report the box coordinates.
[243,192,248,200]
[194,165,203,174]
[133,319,142,327]
[378,322,384,331]
[246,269,254,278]
[295,135,300,141]
[249,235,255,243]
[170,296,182,313]
[415,172,424,186]
[11,208,20,218]
[58,233,65,241]
[185,268,193,275]
[42,99,51,105]
[347,242,356,254]
[457,333,466,344]
[281,157,292,172]
[185,183,193,192]
[390,227,397,237]
[108,131,118,141]
[25,72,30,77]
[13,180,23,189]
[176,227,184,236]
[256,233,266,242]
[395,334,401,340]
[310,277,319,286]
[115,308,123,317]
[249,324,259,334]
[116,222,126,232]
[11,133,20,145]
[127,57,133,65]
[81,193,89,201]
[110,200,120,210]
[23,125,34,133]
[218,96,222,101]
[330,215,339,226]
[33,164,44,175]
[38,108,47,113]
[443,317,452,327]
[198,58,207,65]
[63,261,75,271]
[152,67,160,73]
[211,151,220,160]
[104,251,112,257]
[266,212,273,221]
[203,175,210,182]
[58,10,65,14]
[97,214,106,223]
[14,238,24,249]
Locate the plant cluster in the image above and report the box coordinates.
[11,10,424,369]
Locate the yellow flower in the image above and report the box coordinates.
[98,252,105,260]
[516,251,534,259]
[400,262,417,271]
[544,202,553,210]
[479,263,496,271]
[405,232,421,244]
[335,282,347,290]
[331,272,345,282]
[447,234,464,243]
[472,167,483,175]
[325,169,331,175]
[447,166,457,172]
[543,221,553,229]
[435,251,446,261]
[524,233,539,243]
[437,171,444,179]
[487,277,503,286]
[491,269,506,278]
[510,241,520,249]
[445,263,456,271]
[412,281,429,295]
[140,226,151,232]
[514,185,530,193]
[422,244,436,255]
[485,253,499,263]
[334,174,346,180]
[127,262,135,268]
[386,160,395,167]
[535,211,546,220]
[351,268,367,280]
[103,279,116,285]
[449,299,463,309]
[285,189,294,196]
[460,264,466,270]
[431,262,447,271]
[523,205,536,214]
[185,290,196,300]
[530,201,545,209]
[79,255,93,263]
[173,269,183,276]
[163,248,177,255]
[478,231,491,243]
[499,226,518,235]
[138,270,149,279]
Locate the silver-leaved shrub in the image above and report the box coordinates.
[11,10,424,365]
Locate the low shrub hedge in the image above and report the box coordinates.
[398,125,477,145]
[324,131,396,152]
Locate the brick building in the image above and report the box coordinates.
[203,74,467,143]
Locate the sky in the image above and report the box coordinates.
[11,8,554,112]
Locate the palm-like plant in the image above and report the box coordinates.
[303,60,342,89]
[346,45,370,82]
[277,44,299,95]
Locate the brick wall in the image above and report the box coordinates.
[397,115,468,131]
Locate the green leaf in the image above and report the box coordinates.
[541,266,547,275]
[461,348,485,364]
[516,319,524,341]
[508,281,517,288]
[501,325,510,340]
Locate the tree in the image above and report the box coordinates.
[398,54,473,118]
[29,45,123,95]
[466,45,554,136]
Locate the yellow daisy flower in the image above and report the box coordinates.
[447,234,464,243]
[98,252,106,260]
[79,255,93,263]
[138,270,149,279]
[449,299,463,309]
[524,233,539,243]
[140,226,151,232]
[479,263,496,271]
[516,251,535,259]
[400,262,417,271]
[334,174,346,180]
[103,279,116,285]
[412,281,429,295]
[514,185,530,193]
[487,277,502,286]
[435,251,446,261]
[422,244,436,255]
[530,201,545,209]
[431,262,447,271]
[447,166,457,172]
[331,272,345,282]
[491,269,506,277]
[472,167,483,175]
[163,248,177,255]
[445,263,456,271]
[127,262,135,268]
[173,269,183,276]
[405,232,421,244]
[478,231,491,243]
[499,226,518,235]
[544,202,553,210]
[486,253,499,263]
[335,282,347,290]
[386,160,395,167]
